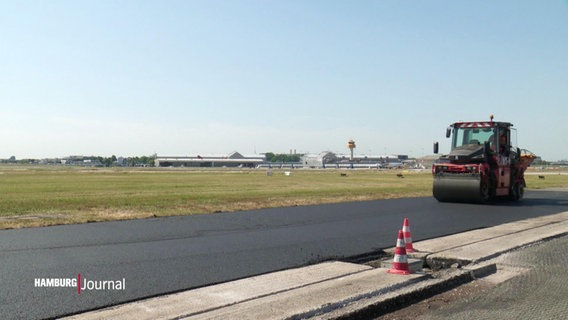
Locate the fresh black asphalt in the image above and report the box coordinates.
[1,190,567,319]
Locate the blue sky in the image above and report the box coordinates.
[1,0,567,160]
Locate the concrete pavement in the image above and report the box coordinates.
[415,234,568,320]
[64,211,568,320]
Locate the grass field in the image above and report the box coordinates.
[1,165,566,229]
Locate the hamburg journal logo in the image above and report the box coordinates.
[34,274,125,294]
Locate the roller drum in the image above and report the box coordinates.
[433,174,488,203]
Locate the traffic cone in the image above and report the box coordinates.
[387,230,410,275]
[402,218,415,253]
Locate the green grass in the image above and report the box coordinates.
[523,172,568,189]
[0,165,566,229]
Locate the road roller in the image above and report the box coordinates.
[432,115,535,203]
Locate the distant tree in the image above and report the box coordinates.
[266,153,301,163]
[264,152,275,162]
[95,156,103,166]
[139,156,154,166]
[100,156,112,167]
[124,155,155,167]
[271,154,285,162]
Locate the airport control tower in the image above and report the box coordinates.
[347,139,356,161]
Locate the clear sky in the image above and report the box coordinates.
[1,0,567,160]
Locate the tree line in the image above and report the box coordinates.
[2,153,305,166]
[1,155,157,167]
[264,152,302,163]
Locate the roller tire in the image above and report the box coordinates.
[509,182,524,201]
[480,180,492,203]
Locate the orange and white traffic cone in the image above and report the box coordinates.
[402,218,415,253]
[387,230,410,275]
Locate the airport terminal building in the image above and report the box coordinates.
[155,152,265,168]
